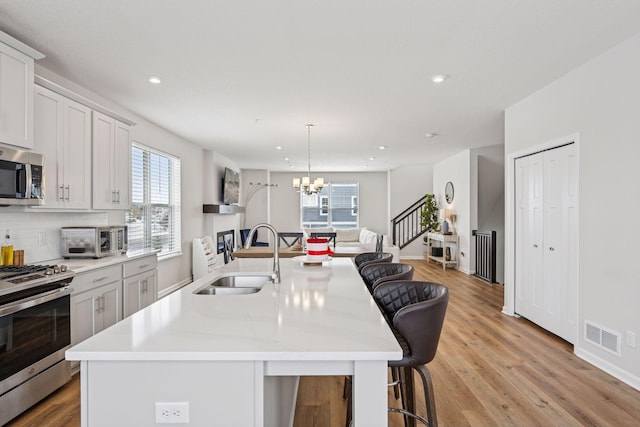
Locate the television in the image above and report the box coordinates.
[222,167,240,204]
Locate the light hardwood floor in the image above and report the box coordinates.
[7,260,640,426]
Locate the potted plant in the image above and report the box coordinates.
[420,194,439,239]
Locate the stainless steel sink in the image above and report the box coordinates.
[193,274,272,295]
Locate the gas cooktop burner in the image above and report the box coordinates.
[0,264,53,279]
[0,264,74,298]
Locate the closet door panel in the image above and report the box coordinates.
[515,153,544,322]
[543,143,578,343]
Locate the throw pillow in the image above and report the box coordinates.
[336,228,361,242]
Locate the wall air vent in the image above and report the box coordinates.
[584,320,621,356]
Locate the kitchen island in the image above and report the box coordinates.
[66,257,402,427]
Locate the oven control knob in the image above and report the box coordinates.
[45,268,54,275]
[60,265,68,272]
[53,266,61,274]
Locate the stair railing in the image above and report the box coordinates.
[391,196,429,249]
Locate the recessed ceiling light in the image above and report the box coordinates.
[290,164,295,168]
[148,75,163,84]
[369,157,376,160]
[379,145,387,150]
[276,146,283,150]
[431,74,448,83]
[425,133,440,138]
[283,157,289,161]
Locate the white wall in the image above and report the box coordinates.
[389,164,434,259]
[433,150,473,273]
[504,33,640,388]
[22,66,206,292]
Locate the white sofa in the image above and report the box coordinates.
[303,227,400,262]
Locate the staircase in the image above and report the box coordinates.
[391,195,429,249]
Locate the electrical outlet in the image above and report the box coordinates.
[38,232,47,246]
[155,402,190,424]
[626,331,636,348]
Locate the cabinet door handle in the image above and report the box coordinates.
[95,296,102,313]
[139,264,149,269]
[116,190,120,204]
[65,185,70,201]
[59,185,65,201]
[111,190,116,203]
[93,276,108,283]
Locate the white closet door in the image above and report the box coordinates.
[542,143,578,343]
[515,143,578,344]
[515,153,544,321]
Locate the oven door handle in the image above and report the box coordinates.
[0,286,73,317]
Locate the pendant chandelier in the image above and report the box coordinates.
[292,124,324,195]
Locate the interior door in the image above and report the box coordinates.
[514,143,578,344]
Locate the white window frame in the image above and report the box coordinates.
[126,142,181,259]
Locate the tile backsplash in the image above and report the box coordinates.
[0,211,110,263]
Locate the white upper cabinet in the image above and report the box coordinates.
[92,111,131,210]
[33,85,92,209]
[0,41,35,148]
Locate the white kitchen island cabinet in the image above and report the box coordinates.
[67,258,401,427]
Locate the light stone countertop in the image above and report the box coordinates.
[49,249,159,273]
[65,257,402,362]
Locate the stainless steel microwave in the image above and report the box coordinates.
[0,145,43,206]
[61,226,128,258]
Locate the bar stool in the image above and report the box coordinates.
[346,281,449,427]
[354,252,393,273]
[359,262,414,293]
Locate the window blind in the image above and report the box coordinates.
[127,143,181,257]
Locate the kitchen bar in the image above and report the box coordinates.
[66,257,402,427]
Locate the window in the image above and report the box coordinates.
[320,195,329,216]
[126,143,181,258]
[301,183,359,229]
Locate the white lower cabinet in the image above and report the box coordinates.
[69,255,157,372]
[122,255,158,318]
[123,270,157,318]
[70,265,122,347]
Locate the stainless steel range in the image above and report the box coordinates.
[0,264,75,425]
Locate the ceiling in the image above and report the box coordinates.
[2,1,640,172]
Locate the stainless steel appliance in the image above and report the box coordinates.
[0,264,75,425]
[0,145,44,206]
[61,226,128,258]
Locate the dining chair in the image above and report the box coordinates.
[278,232,303,247]
[310,231,337,248]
